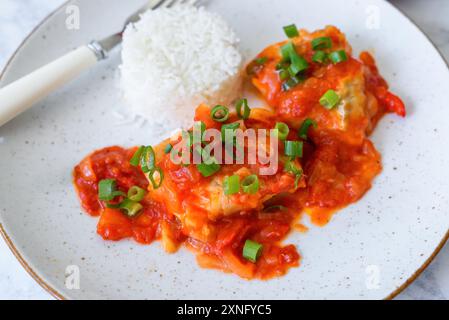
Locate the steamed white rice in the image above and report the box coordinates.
[120,5,243,131]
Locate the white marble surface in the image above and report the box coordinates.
[0,0,448,300]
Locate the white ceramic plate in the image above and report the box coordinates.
[1,0,449,300]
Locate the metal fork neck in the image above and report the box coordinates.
[88,33,123,61]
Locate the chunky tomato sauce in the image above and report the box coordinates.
[73,26,405,280]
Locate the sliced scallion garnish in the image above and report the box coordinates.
[289,54,309,75]
[236,98,251,120]
[255,57,268,65]
[281,42,308,75]
[320,89,340,109]
[284,141,303,158]
[242,240,263,263]
[98,179,125,201]
[283,24,299,38]
[224,175,240,195]
[311,37,332,50]
[242,175,260,194]
[140,146,156,173]
[312,50,328,64]
[211,105,230,123]
[281,42,296,62]
[298,118,317,140]
[282,75,303,91]
[130,146,145,167]
[119,198,143,217]
[329,50,348,64]
[283,160,303,188]
[164,144,173,154]
[279,69,290,80]
[196,158,221,178]
[276,62,288,70]
[127,186,146,202]
[274,122,290,141]
[148,167,164,189]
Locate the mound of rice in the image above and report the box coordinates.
[120,5,243,131]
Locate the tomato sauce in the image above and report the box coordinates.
[74,146,300,279]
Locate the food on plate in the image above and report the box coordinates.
[74,24,405,279]
[248,25,405,224]
[249,25,405,146]
[120,5,243,131]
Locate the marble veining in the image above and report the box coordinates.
[0,0,448,300]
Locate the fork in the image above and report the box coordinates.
[0,0,198,127]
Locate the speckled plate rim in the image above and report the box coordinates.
[0,0,448,301]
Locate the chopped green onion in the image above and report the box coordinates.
[295,174,302,189]
[282,75,303,91]
[98,179,125,201]
[164,144,173,154]
[211,105,230,123]
[276,62,288,70]
[148,167,164,189]
[221,122,240,141]
[127,186,146,202]
[284,141,303,158]
[105,202,121,209]
[312,50,328,64]
[242,240,263,263]
[264,205,288,212]
[283,24,299,38]
[255,57,268,65]
[196,159,221,178]
[287,66,297,77]
[320,89,340,109]
[280,42,308,75]
[130,146,144,167]
[329,50,348,64]
[284,160,303,188]
[242,175,260,194]
[119,198,143,217]
[280,42,296,62]
[224,175,240,195]
[236,98,251,120]
[284,160,301,175]
[298,118,318,140]
[289,55,309,75]
[311,37,332,50]
[274,122,290,141]
[279,69,290,80]
[140,146,156,173]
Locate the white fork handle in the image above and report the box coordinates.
[0,45,98,127]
